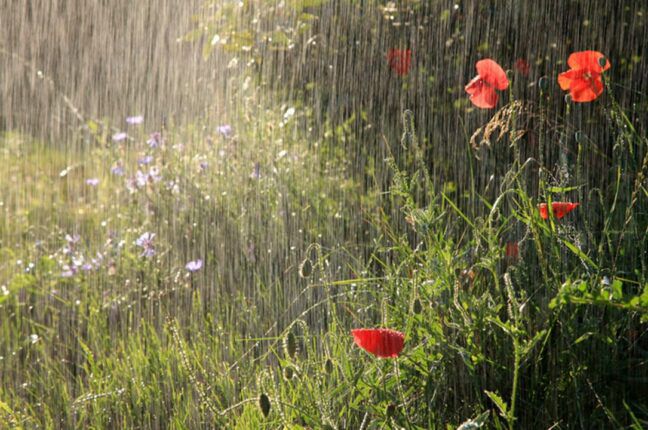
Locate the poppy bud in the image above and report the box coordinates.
[284,331,297,359]
[298,258,313,278]
[538,76,549,91]
[574,131,584,143]
[598,56,608,68]
[564,94,572,103]
[259,393,271,417]
[413,298,423,314]
[324,358,334,374]
[283,366,294,380]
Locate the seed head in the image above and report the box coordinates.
[284,331,297,359]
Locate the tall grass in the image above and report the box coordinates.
[1,73,646,428]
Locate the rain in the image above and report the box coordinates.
[1,1,647,428]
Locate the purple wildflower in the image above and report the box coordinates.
[200,161,209,171]
[111,163,125,176]
[126,115,144,125]
[147,167,162,183]
[138,155,154,165]
[112,132,128,142]
[135,170,148,188]
[81,263,93,272]
[65,234,81,246]
[86,178,100,186]
[135,232,156,258]
[126,177,139,193]
[217,124,233,138]
[147,132,162,148]
[61,265,77,278]
[185,259,203,272]
[250,162,261,180]
[91,252,104,267]
[63,234,80,255]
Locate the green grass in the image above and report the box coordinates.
[1,83,647,429]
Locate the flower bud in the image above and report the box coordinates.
[298,258,313,278]
[324,358,334,374]
[259,393,271,417]
[413,298,423,314]
[538,76,549,91]
[598,56,607,68]
[284,331,297,359]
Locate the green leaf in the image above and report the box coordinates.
[560,239,598,270]
[484,390,508,418]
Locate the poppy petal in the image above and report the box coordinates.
[469,85,499,109]
[351,328,405,358]
[388,49,412,76]
[570,76,602,102]
[567,50,610,73]
[538,202,580,220]
[464,75,483,95]
[557,69,583,90]
[476,59,509,90]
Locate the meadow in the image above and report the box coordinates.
[1,1,647,429]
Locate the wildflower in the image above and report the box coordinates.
[514,58,530,77]
[217,124,233,138]
[135,232,156,258]
[199,161,209,171]
[465,59,509,109]
[147,132,162,148]
[351,328,405,358]
[111,163,125,176]
[126,115,144,125]
[558,51,610,102]
[63,234,80,255]
[250,162,261,180]
[387,48,412,76]
[135,170,148,188]
[185,259,203,272]
[505,241,519,260]
[112,132,128,142]
[85,178,99,186]
[138,155,154,165]
[538,202,580,220]
[91,252,104,268]
[65,234,81,246]
[147,167,162,183]
[61,265,77,277]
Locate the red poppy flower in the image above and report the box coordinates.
[558,51,610,102]
[351,328,405,358]
[514,58,530,77]
[465,59,509,109]
[505,241,519,259]
[387,49,412,76]
[538,202,580,220]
